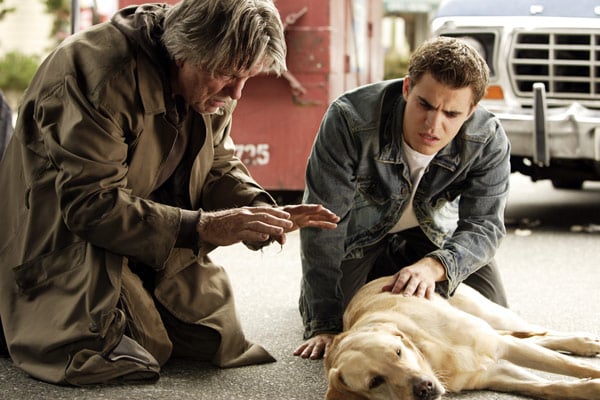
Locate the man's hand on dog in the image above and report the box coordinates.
[381,257,446,298]
[294,333,335,360]
[293,258,446,361]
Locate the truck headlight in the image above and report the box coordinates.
[440,33,496,76]
[458,35,487,61]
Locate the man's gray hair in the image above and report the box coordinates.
[162,0,286,76]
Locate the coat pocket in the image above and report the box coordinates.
[12,241,86,294]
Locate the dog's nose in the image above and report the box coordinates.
[412,376,438,400]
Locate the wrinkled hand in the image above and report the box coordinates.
[381,257,446,299]
[197,206,293,247]
[267,204,339,246]
[293,333,336,360]
[282,204,339,231]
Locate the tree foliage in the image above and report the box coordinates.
[0,51,40,92]
[0,0,16,21]
[43,0,71,44]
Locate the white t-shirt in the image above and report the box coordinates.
[388,139,436,233]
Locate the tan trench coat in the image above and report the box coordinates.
[0,6,274,385]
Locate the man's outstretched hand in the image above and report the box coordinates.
[274,204,340,244]
[197,204,339,248]
[283,204,340,229]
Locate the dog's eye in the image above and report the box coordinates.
[396,348,401,357]
[369,375,385,389]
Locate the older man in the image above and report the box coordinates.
[0,0,338,385]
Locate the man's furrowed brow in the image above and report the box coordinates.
[418,95,462,117]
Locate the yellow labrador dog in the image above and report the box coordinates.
[324,276,600,400]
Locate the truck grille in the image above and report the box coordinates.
[510,31,600,100]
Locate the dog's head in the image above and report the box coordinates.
[324,323,445,400]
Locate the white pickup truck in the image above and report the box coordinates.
[431,0,600,189]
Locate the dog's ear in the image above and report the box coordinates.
[325,383,346,400]
[325,368,344,400]
[376,322,406,339]
[325,385,368,400]
[324,331,349,370]
[326,368,368,400]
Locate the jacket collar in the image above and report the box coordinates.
[111,4,173,116]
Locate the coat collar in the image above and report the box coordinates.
[111,4,173,116]
[137,52,169,115]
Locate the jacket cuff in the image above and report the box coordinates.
[176,209,200,250]
[426,249,456,297]
[304,318,343,340]
[177,209,217,256]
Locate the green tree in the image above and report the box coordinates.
[0,0,15,21]
[0,0,34,109]
[43,0,71,44]
[0,51,40,92]
[44,0,102,44]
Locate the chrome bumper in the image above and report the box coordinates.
[491,88,600,164]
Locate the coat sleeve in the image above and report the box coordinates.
[39,76,181,269]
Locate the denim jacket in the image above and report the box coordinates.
[300,79,510,338]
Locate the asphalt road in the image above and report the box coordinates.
[1,173,599,400]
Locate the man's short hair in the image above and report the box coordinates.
[162,0,286,76]
[408,36,489,106]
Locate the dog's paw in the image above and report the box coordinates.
[546,333,600,357]
[572,336,600,357]
[579,378,600,398]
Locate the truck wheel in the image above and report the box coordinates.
[551,179,584,190]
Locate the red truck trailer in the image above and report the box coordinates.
[119,0,384,200]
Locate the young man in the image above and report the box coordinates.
[0,0,338,385]
[295,36,511,360]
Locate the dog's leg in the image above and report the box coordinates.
[450,285,600,357]
[523,332,600,357]
[449,284,543,332]
[500,335,600,379]
[477,361,600,400]
[453,285,600,358]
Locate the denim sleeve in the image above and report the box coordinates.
[0,92,12,160]
[428,119,511,296]
[300,100,358,338]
